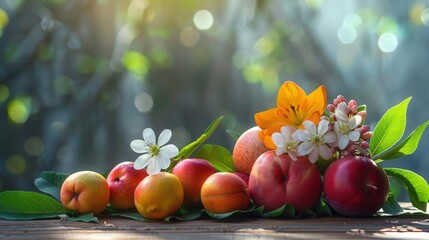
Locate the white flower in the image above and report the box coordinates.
[271,126,300,160]
[296,120,337,163]
[130,128,179,175]
[334,102,362,150]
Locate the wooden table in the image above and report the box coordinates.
[1,204,429,239]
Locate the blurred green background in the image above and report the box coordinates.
[1,0,429,200]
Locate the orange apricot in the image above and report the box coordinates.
[200,172,250,214]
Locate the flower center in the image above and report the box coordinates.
[311,135,324,146]
[287,141,299,151]
[148,144,160,157]
[339,122,350,135]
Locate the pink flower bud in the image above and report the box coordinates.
[363,131,372,140]
[358,111,367,121]
[361,125,370,133]
[337,95,346,103]
[348,100,357,109]
[360,141,369,149]
[327,104,336,112]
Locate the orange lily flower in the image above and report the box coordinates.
[254,81,327,149]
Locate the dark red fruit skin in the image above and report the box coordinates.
[323,156,389,217]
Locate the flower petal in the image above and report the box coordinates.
[318,120,329,135]
[143,128,156,145]
[303,120,317,135]
[308,149,319,163]
[306,85,327,119]
[156,152,172,169]
[130,140,148,153]
[349,130,361,142]
[324,132,337,144]
[335,103,349,123]
[338,134,349,150]
[297,141,313,156]
[277,81,307,111]
[158,129,172,147]
[289,152,298,161]
[272,132,285,147]
[349,115,362,129]
[275,146,286,156]
[160,144,179,158]
[318,144,333,160]
[134,154,151,170]
[146,158,161,175]
[296,129,311,142]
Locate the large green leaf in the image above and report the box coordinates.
[384,168,429,212]
[369,97,411,158]
[34,171,69,201]
[203,201,255,219]
[167,116,223,171]
[0,191,70,220]
[194,144,236,172]
[374,121,429,160]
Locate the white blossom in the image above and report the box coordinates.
[130,128,179,175]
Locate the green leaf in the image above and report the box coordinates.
[377,193,429,217]
[194,144,236,172]
[167,116,223,171]
[164,208,202,222]
[381,192,404,215]
[357,104,367,112]
[226,129,241,141]
[203,201,255,219]
[61,213,99,223]
[374,121,429,160]
[384,168,429,212]
[370,97,411,158]
[0,191,70,220]
[34,171,69,201]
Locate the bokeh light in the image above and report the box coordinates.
[7,97,31,124]
[0,84,9,102]
[337,14,362,44]
[193,10,214,30]
[24,137,44,157]
[0,8,8,29]
[134,92,153,113]
[337,25,358,44]
[421,8,429,26]
[5,155,26,174]
[122,51,149,80]
[378,32,398,53]
[180,27,200,47]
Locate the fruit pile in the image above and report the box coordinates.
[57,81,428,220]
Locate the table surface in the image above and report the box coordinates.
[1,204,429,240]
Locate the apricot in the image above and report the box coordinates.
[232,126,269,174]
[134,172,184,220]
[200,172,250,214]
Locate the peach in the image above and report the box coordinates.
[232,126,269,174]
[172,158,217,208]
[200,172,250,214]
[107,161,148,210]
[134,172,184,220]
[249,151,322,212]
[60,171,110,215]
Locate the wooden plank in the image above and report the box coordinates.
[1,203,428,239]
[1,216,429,239]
